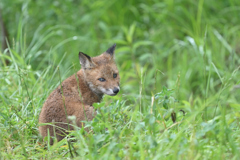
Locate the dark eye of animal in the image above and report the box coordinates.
[113,73,117,78]
[98,78,106,82]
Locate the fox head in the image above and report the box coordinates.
[79,44,120,97]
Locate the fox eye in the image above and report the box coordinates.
[113,73,117,78]
[98,78,106,82]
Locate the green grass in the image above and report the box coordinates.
[0,0,240,159]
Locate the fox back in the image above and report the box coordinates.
[39,44,120,144]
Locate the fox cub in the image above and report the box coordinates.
[39,44,120,144]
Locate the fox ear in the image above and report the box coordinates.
[79,52,96,69]
[105,43,116,56]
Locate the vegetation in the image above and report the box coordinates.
[0,0,240,159]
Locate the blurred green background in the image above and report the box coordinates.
[1,0,240,100]
[0,0,240,159]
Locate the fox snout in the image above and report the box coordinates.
[113,87,119,94]
[101,86,120,96]
[110,86,120,95]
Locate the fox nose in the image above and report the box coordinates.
[113,87,119,94]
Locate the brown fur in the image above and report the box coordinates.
[39,44,120,144]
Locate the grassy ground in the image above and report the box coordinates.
[0,0,240,159]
